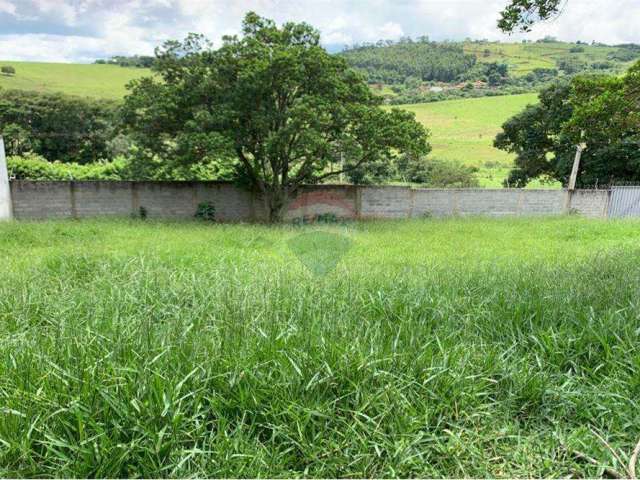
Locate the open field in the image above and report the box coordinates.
[0,61,150,100]
[1,217,640,477]
[399,94,555,187]
[463,40,633,76]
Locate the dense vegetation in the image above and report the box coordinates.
[2,217,640,476]
[123,14,429,221]
[340,39,477,83]
[496,61,640,187]
[6,154,128,180]
[0,89,118,164]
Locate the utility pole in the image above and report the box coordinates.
[0,135,13,220]
[565,131,587,212]
[568,131,587,191]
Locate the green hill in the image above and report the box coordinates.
[464,40,635,76]
[341,39,637,85]
[399,93,553,187]
[0,61,150,100]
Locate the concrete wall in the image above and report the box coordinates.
[410,188,567,217]
[8,180,611,221]
[568,189,611,219]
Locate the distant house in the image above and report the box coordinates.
[429,86,444,93]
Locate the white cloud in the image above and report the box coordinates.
[0,0,16,15]
[0,0,639,62]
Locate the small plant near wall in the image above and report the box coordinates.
[195,202,216,221]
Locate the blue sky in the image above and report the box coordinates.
[1,0,639,62]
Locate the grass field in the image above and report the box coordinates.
[1,217,640,477]
[463,40,632,76]
[0,61,150,100]
[399,94,552,187]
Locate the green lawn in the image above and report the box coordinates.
[0,61,150,100]
[1,217,640,477]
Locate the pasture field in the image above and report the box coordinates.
[463,40,632,76]
[1,217,640,477]
[399,94,555,187]
[0,61,150,100]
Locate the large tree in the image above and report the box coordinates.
[123,13,430,222]
[498,0,565,33]
[0,89,117,163]
[495,62,640,187]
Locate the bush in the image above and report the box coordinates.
[557,57,587,74]
[195,202,216,221]
[7,154,128,180]
[396,155,479,187]
[1,65,15,76]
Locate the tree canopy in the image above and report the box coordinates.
[123,12,430,222]
[0,89,118,163]
[495,61,640,187]
[339,39,477,84]
[498,0,565,33]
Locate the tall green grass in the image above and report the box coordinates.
[1,217,639,477]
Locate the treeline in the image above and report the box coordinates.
[0,90,119,164]
[0,89,235,181]
[339,38,477,83]
[1,88,476,187]
[94,55,155,68]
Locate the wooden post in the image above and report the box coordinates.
[0,135,13,220]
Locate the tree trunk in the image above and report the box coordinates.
[264,189,288,223]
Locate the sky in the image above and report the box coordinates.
[0,0,639,63]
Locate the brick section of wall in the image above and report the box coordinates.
[8,181,611,221]
[568,189,610,218]
[285,185,357,220]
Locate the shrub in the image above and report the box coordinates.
[1,65,15,76]
[195,202,216,221]
[396,155,479,187]
[7,154,128,180]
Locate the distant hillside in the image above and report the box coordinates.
[338,40,477,83]
[1,39,637,102]
[0,61,150,100]
[463,39,637,76]
[340,38,637,84]
[338,38,639,105]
